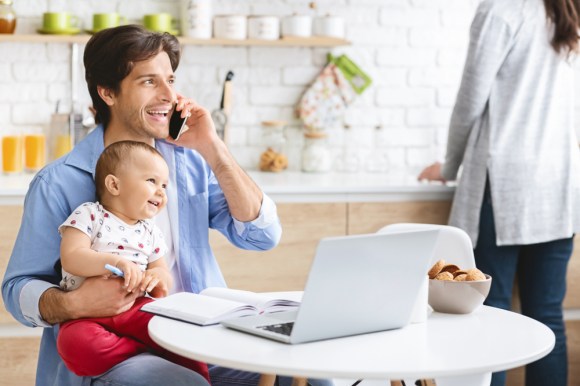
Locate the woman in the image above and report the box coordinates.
[418,1,580,385]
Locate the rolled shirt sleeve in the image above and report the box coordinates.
[230,192,282,249]
[233,193,278,233]
[19,280,59,327]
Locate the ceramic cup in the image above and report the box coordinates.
[281,14,312,38]
[248,15,279,40]
[313,15,345,38]
[42,12,79,31]
[143,13,173,33]
[92,13,126,32]
[213,15,247,40]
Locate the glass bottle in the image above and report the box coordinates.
[340,125,360,173]
[48,113,72,161]
[365,125,389,173]
[301,131,331,173]
[0,0,16,34]
[259,120,288,172]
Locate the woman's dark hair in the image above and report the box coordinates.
[83,24,181,128]
[544,0,580,55]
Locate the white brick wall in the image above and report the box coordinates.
[4,0,565,175]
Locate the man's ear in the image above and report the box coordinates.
[97,86,115,107]
[104,174,121,196]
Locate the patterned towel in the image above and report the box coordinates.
[297,54,371,132]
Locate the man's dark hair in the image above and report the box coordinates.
[84,24,181,128]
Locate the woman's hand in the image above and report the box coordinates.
[417,162,446,183]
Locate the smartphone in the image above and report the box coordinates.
[169,104,188,140]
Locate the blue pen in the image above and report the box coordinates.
[105,264,124,277]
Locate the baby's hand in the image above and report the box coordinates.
[141,267,171,298]
[115,260,143,293]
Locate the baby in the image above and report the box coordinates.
[56,140,209,382]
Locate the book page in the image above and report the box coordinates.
[141,292,258,325]
[200,287,301,313]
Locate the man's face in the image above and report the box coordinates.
[107,51,177,140]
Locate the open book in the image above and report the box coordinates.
[140,288,302,326]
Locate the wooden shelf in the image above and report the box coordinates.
[0,34,349,47]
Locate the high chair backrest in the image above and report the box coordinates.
[377,223,475,269]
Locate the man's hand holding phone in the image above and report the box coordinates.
[168,103,189,140]
[166,95,221,154]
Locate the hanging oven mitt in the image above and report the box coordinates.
[297,54,372,132]
[333,54,372,95]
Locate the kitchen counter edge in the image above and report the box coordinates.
[0,171,455,205]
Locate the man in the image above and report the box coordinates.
[2,25,289,386]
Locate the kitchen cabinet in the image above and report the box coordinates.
[0,337,40,386]
[0,205,23,324]
[211,203,347,292]
[347,201,452,235]
[212,200,580,309]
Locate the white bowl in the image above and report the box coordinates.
[428,274,492,314]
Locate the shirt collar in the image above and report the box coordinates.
[64,124,105,179]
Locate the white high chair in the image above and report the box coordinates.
[377,223,491,386]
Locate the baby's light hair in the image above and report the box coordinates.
[94,141,164,201]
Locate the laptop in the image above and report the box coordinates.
[221,229,439,344]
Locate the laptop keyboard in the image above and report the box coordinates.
[257,322,294,336]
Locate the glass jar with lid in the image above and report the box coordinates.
[259,120,288,172]
[365,125,389,173]
[336,125,360,173]
[0,0,16,34]
[301,131,331,172]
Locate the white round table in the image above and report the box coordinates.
[148,305,554,380]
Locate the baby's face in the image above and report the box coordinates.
[114,149,169,221]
